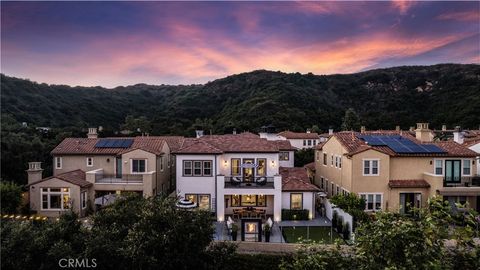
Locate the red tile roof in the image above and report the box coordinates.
[28,170,91,188]
[318,131,477,157]
[51,136,183,156]
[278,131,320,139]
[303,162,316,171]
[388,179,430,188]
[280,167,320,192]
[272,140,297,151]
[174,132,281,154]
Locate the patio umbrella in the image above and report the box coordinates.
[94,194,118,206]
[176,199,198,209]
[317,192,328,197]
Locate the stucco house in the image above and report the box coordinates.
[315,124,479,213]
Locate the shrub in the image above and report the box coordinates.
[342,222,350,240]
[282,209,309,220]
[0,182,23,214]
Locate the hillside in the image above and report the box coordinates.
[1,63,480,184]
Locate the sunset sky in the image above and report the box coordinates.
[1,1,479,87]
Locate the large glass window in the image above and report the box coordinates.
[183,161,192,176]
[463,160,471,175]
[231,195,240,207]
[435,160,443,175]
[257,159,266,176]
[363,160,379,176]
[279,152,289,161]
[198,195,210,210]
[231,159,241,175]
[241,195,257,206]
[257,195,266,207]
[132,159,146,173]
[360,193,382,211]
[41,188,70,210]
[290,193,303,210]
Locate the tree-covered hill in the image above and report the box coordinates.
[2,63,479,134]
[1,63,479,184]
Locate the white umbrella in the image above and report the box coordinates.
[176,199,198,209]
[317,192,328,197]
[94,194,118,206]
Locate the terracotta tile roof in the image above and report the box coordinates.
[278,131,320,139]
[464,138,480,148]
[331,131,477,157]
[388,179,430,188]
[51,136,170,156]
[303,162,316,171]
[174,132,280,154]
[315,141,327,150]
[272,140,297,151]
[152,136,185,152]
[280,167,320,192]
[27,170,92,188]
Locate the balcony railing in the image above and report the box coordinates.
[443,175,480,187]
[96,174,143,184]
[224,176,274,188]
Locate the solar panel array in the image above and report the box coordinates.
[95,139,134,148]
[358,135,446,154]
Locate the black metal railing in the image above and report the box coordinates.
[224,176,274,188]
[96,174,143,184]
[443,175,480,187]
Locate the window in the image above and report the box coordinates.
[257,195,267,207]
[231,159,241,175]
[336,185,340,195]
[313,140,317,145]
[81,191,87,209]
[86,157,93,167]
[316,151,319,161]
[203,161,212,176]
[231,195,240,207]
[331,183,334,195]
[198,194,211,210]
[323,153,327,165]
[307,140,312,146]
[160,156,164,172]
[131,159,146,173]
[363,159,379,176]
[360,193,382,211]
[256,159,266,176]
[335,156,339,168]
[320,177,324,189]
[241,195,257,206]
[167,155,171,168]
[339,157,342,169]
[279,152,289,161]
[290,193,303,210]
[193,161,202,176]
[183,161,192,176]
[41,188,70,210]
[55,157,62,169]
[331,154,334,166]
[325,180,329,192]
[303,140,307,146]
[463,160,471,175]
[434,160,443,175]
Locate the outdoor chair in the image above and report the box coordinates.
[232,209,240,220]
[256,177,267,186]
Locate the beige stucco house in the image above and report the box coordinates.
[27,128,184,217]
[314,123,479,214]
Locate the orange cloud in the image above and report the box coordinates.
[391,0,416,15]
[436,10,480,22]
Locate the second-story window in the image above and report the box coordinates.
[132,159,146,173]
[463,160,471,175]
[331,154,334,166]
[303,140,306,146]
[339,157,342,169]
[183,161,192,176]
[203,161,212,176]
[86,157,93,167]
[184,160,213,176]
[279,152,289,161]
[363,159,379,176]
[434,160,443,175]
[231,159,241,175]
[323,153,327,165]
[257,158,266,176]
[193,161,202,176]
[335,156,339,168]
[307,140,312,146]
[55,157,62,169]
[159,156,164,172]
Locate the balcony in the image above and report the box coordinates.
[95,174,143,184]
[443,175,480,187]
[224,176,275,188]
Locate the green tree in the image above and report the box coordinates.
[341,108,361,131]
[0,182,23,213]
[294,148,314,167]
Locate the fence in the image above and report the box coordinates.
[324,198,353,240]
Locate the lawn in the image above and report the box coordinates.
[281,226,344,244]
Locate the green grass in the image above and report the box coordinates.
[281,226,344,244]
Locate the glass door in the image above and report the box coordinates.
[116,157,122,178]
[242,159,255,183]
[445,160,461,183]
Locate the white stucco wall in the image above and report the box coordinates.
[279,151,295,168]
[281,191,316,219]
[468,143,480,175]
[285,138,319,149]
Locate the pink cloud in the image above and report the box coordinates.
[436,10,480,22]
[391,0,417,15]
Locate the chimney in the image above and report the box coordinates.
[87,127,98,139]
[415,122,433,142]
[409,126,415,132]
[328,128,334,135]
[195,130,204,138]
[232,128,237,135]
[395,125,400,132]
[442,125,447,131]
[306,129,311,134]
[360,126,366,133]
[453,126,464,144]
[26,162,43,184]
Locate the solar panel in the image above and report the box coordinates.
[95,139,134,148]
[358,135,447,154]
